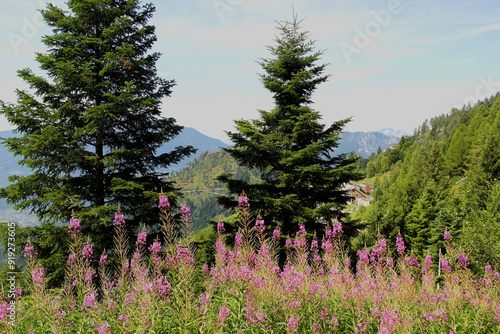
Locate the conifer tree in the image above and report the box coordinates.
[218,17,360,237]
[0,0,194,267]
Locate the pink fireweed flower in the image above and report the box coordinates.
[96,322,112,334]
[325,226,333,239]
[286,316,300,332]
[272,227,280,241]
[82,243,93,258]
[202,263,209,273]
[32,267,46,285]
[238,192,249,209]
[82,291,98,310]
[24,243,37,259]
[378,237,387,250]
[158,194,170,209]
[217,221,225,234]
[285,238,293,248]
[235,233,243,248]
[443,230,452,240]
[176,247,192,262]
[67,252,76,264]
[396,235,406,255]
[424,254,433,267]
[218,306,230,323]
[84,270,95,283]
[99,253,108,266]
[113,210,125,227]
[255,219,265,233]
[422,254,433,274]
[458,254,469,267]
[297,223,306,237]
[332,222,343,237]
[486,264,493,273]
[321,239,333,251]
[148,241,161,254]
[136,230,147,245]
[357,249,370,263]
[118,314,130,323]
[68,217,81,234]
[181,204,191,219]
[310,239,319,251]
[215,239,227,256]
[441,259,452,272]
[406,257,420,267]
[293,236,307,249]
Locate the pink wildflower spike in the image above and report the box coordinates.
[424,254,433,267]
[99,253,108,266]
[235,233,243,248]
[181,204,191,218]
[285,238,293,248]
[24,243,37,259]
[486,264,493,273]
[255,218,265,233]
[136,230,147,245]
[158,193,170,209]
[218,306,230,323]
[458,254,469,267]
[148,241,161,254]
[297,223,306,236]
[32,267,46,286]
[441,259,452,272]
[217,221,225,234]
[238,191,249,209]
[82,243,93,258]
[272,227,281,241]
[113,209,125,227]
[378,237,387,250]
[443,229,452,240]
[68,216,81,234]
[67,253,76,264]
[396,234,406,255]
[310,239,319,252]
[287,316,300,332]
[332,222,343,237]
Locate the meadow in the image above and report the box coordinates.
[1,193,499,333]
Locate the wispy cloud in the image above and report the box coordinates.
[460,22,500,39]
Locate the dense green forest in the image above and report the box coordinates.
[351,93,500,273]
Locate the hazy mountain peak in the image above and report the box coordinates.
[376,128,410,138]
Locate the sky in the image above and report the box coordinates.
[1,0,499,141]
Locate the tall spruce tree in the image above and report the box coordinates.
[218,17,360,237]
[0,0,194,272]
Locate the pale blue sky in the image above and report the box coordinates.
[1,0,499,140]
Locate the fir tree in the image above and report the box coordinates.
[0,0,195,283]
[218,17,360,237]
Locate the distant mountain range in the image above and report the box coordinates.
[0,127,404,224]
[376,128,410,138]
[338,131,401,158]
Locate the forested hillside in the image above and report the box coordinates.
[352,93,500,272]
[170,150,261,231]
